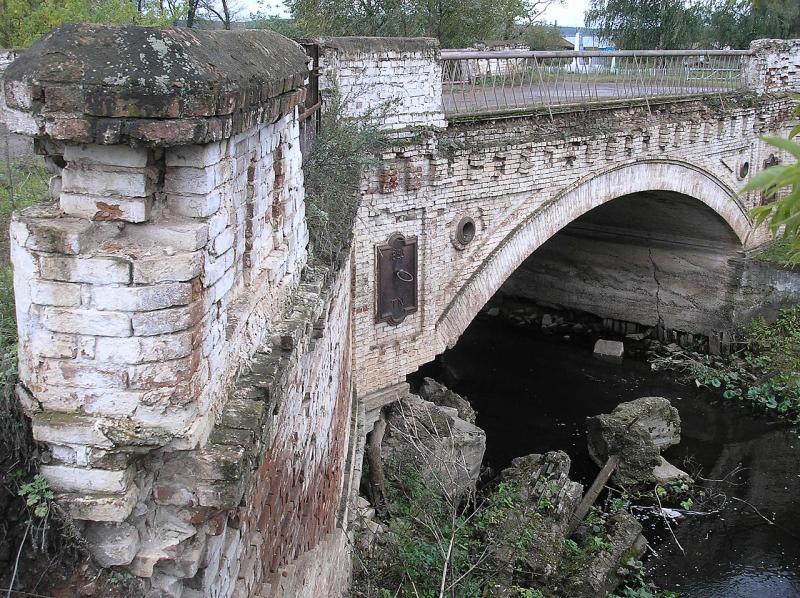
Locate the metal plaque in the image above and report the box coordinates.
[376,233,418,325]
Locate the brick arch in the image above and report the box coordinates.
[434,159,752,351]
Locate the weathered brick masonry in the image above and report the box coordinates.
[4,24,800,597]
[4,25,356,596]
[347,40,800,398]
[313,36,446,131]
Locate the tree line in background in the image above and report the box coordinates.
[3,0,800,50]
[586,0,800,50]
[0,0,246,46]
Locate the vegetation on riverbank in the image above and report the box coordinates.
[352,462,676,597]
[650,306,800,422]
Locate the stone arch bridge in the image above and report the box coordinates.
[2,25,799,597]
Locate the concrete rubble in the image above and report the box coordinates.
[418,376,477,423]
[381,393,486,500]
[587,396,690,486]
[558,510,648,598]
[593,339,626,363]
[483,451,584,595]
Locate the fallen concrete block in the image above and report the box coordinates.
[593,339,624,363]
[587,397,684,486]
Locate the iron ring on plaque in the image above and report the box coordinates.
[395,269,414,282]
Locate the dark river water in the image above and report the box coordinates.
[411,316,800,598]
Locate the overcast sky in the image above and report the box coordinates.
[542,0,591,27]
[242,0,590,28]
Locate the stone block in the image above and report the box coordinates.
[148,572,184,598]
[210,267,236,302]
[158,533,208,579]
[211,227,235,256]
[124,220,209,252]
[155,445,247,509]
[593,339,625,363]
[166,142,224,168]
[168,190,222,218]
[83,389,144,416]
[40,463,133,493]
[95,332,193,364]
[165,165,216,195]
[203,249,235,286]
[40,306,132,336]
[129,357,192,390]
[32,411,113,447]
[29,331,94,359]
[132,305,200,336]
[92,282,192,312]
[130,510,197,577]
[84,521,140,567]
[41,360,128,389]
[60,192,152,222]
[57,485,139,521]
[64,143,150,168]
[39,255,131,284]
[30,280,81,307]
[61,161,156,197]
[133,252,203,284]
[16,215,94,255]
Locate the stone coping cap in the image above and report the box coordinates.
[301,36,440,57]
[4,24,309,146]
[749,38,800,52]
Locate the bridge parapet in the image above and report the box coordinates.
[747,38,800,95]
[440,40,800,118]
[308,36,446,133]
[4,24,355,596]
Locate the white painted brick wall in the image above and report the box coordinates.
[11,108,308,528]
[747,38,800,94]
[316,39,446,132]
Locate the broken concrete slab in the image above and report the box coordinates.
[418,377,476,424]
[559,510,647,597]
[653,455,691,484]
[483,451,583,594]
[381,394,485,500]
[593,339,625,363]
[587,397,685,486]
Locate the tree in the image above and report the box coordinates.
[286,0,563,48]
[585,0,704,49]
[249,13,306,37]
[746,101,800,261]
[197,0,242,29]
[523,23,566,50]
[1,0,183,47]
[702,0,800,48]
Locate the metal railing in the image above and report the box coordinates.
[440,49,753,117]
